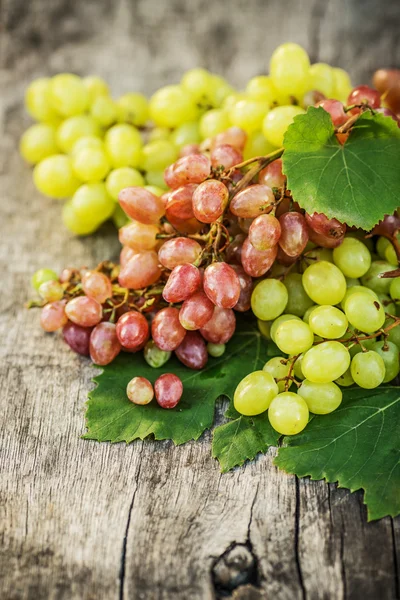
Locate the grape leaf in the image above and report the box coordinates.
[282,107,400,230]
[84,317,274,446]
[275,387,400,521]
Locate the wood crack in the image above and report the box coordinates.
[391,519,400,600]
[294,477,306,600]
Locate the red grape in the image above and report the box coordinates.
[307,227,345,249]
[179,291,215,330]
[203,262,241,308]
[118,222,159,251]
[241,237,278,277]
[164,154,211,189]
[126,376,154,405]
[258,159,286,189]
[62,322,92,355]
[154,373,183,409]
[229,264,253,312]
[192,179,229,223]
[210,144,243,169]
[305,211,346,239]
[82,271,113,304]
[200,306,236,344]
[118,251,161,289]
[276,245,298,266]
[347,85,381,114]
[175,331,208,370]
[230,184,275,218]
[165,184,197,221]
[278,212,309,257]
[158,237,202,270]
[373,69,400,114]
[162,264,201,303]
[317,99,347,126]
[151,307,186,351]
[120,246,138,268]
[179,144,201,157]
[372,214,400,236]
[65,296,103,327]
[248,213,281,251]
[119,187,165,224]
[40,300,68,332]
[237,217,254,234]
[90,322,121,365]
[213,127,247,151]
[116,311,149,350]
[225,233,245,264]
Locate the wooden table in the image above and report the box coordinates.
[1,1,399,598]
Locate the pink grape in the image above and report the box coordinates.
[118,251,161,289]
[120,246,138,268]
[238,217,254,234]
[276,245,297,266]
[258,159,286,189]
[116,311,149,350]
[225,233,245,264]
[154,373,183,409]
[40,300,68,332]
[158,237,202,270]
[179,144,201,157]
[230,184,275,219]
[165,184,197,221]
[203,262,241,308]
[241,237,278,277]
[348,85,381,112]
[167,214,203,235]
[151,307,186,351]
[90,322,121,365]
[317,99,348,126]
[248,214,281,251]
[307,227,345,249]
[200,306,236,344]
[229,265,253,312]
[118,222,159,251]
[126,376,154,405]
[119,187,165,224]
[278,212,309,257]
[175,331,208,370]
[59,268,74,283]
[62,322,92,355]
[305,212,346,239]
[65,296,102,327]
[213,127,247,151]
[82,271,113,304]
[164,154,211,189]
[179,291,215,330]
[192,179,229,223]
[162,264,201,303]
[210,144,243,169]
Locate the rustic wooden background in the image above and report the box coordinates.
[1,0,400,598]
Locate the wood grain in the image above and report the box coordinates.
[0,0,399,598]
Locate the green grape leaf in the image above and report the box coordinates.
[282,107,400,230]
[275,387,400,521]
[84,317,276,446]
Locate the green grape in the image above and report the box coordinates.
[270,314,301,342]
[361,261,397,294]
[269,43,310,97]
[345,278,360,288]
[112,204,129,229]
[302,246,333,267]
[207,342,226,357]
[344,292,385,333]
[390,278,400,302]
[199,109,231,139]
[335,367,354,387]
[117,93,149,127]
[57,115,101,153]
[370,340,400,383]
[62,201,99,235]
[349,337,376,358]
[384,243,398,266]
[268,392,309,435]
[50,73,89,117]
[24,78,60,124]
[275,319,314,355]
[257,319,272,339]
[298,379,342,414]
[144,340,171,368]
[33,155,80,199]
[283,272,314,317]
[308,305,348,339]
[230,98,269,134]
[350,351,386,389]
[332,237,371,278]
[83,76,110,103]
[141,140,178,172]
[262,105,305,147]
[20,124,58,164]
[332,68,352,102]
[144,185,164,196]
[234,371,278,416]
[243,131,276,161]
[105,167,145,201]
[72,147,110,182]
[388,322,400,349]
[302,261,346,305]
[308,63,334,97]
[251,279,288,321]
[31,268,58,291]
[70,182,114,224]
[210,74,235,107]
[377,293,396,316]
[170,122,201,148]
[149,85,198,128]
[302,341,350,383]
[245,76,275,103]
[71,136,105,156]
[181,68,214,104]
[38,279,64,302]
[149,127,170,142]
[105,124,143,168]
[145,170,168,190]
[223,92,247,111]
[292,354,305,380]
[263,357,290,392]
[340,285,377,309]
[90,96,118,127]
[376,236,391,260]
[302,305,317,324]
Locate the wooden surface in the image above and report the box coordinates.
[1,1,400,598]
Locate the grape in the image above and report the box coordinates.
[119,222,159,251]
[50,73,89,117]
[71,136,105,156]
[278,212,309,257]
[309,63,334,97]
[38,280,64,302]
[383,242,398,266]
[230,184,275,219]
[230,98,269,134]
[305,211,345,239]
[317,99,347,127]
[40,301,68,332]
[162,264,201,303]
[57,115,100,154]
[275,319,314,354]
[72,147,110,182]
[164,184,197,221]
[302,341,350,383]
[117,92,149,127]
[90,322,121,365]
[154,373,183,409]
[268,392,309,435]
[308,305,348,339]
[32,268,58,291]
[179,143,201,157]
[258,159,286,189]
[270,314,301,342]
[246,76,275,103]
[361,261,397,294]
[119,187,165,224]
[298,380,342,414]
[344,292,385,333]
[126,377,154,405]
[302,261,346,305]
[283,273,314,317]
[263,356,291,392]
[390,278,400,302]
[33,155,80,199]
[203,263,241,309]
[199,109,231,139]
[90,96,118,127]
[263,106,305,147]
[20,124,58,165]
[229,264,253,312]
[83,76,109,102]
[225,233,245,264]
[347,85,381,110]
[372,214,400,237]
[340,285,377,310]
[179,291,214,330]
[238,218,254,234]
[105,124,142,169]
[62,201,99,236]
[158,238,202,270]
[164,154,211,189]
[150,85,198,128]
[62,322,92,356]
[116,311,149,350]
[170,122,201,148]
[332,68,352,102]
[373,69,400,114]
[141,140,178,172]
[248,214,281,251]
[335,367,354,387]
[192,180,229,223]
[370,340,400,382]
[258,319,272,339]
[118,251,161,289]
[144,340,171,368]
[292,354,305,380]
[81,271,112,304]
[151,307,186,351]
[377,293,396,315]
[302,246,333,266]
[234,371,279,416]
[243,131,276,161]
[213,127,247,151]
[251,279,288,321]
[207,342,226,357]
[332,237,371,278]
[25,78,60,123]
[65,296,103,327]
[144,170,169,190]
[210,144,243,170]
[350,351,386,389]
[307,227,345,249]
[200,307,236,344]
[71,183,115,224]
[181,67,214,103]
[175,331,208,370]
[303,305,317,324]
[270,43,310,97]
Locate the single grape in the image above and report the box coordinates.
[164,154,211,189]
[199,109,231,139]
[230,264,253,312]
[90,95,118,127]
[207,342,226,357]
[50,73,89,117]
[40,301,68,332]
[332,237,371,279]
[162,264,201,303]
[283,273,314,317]
[203,263,241,309]
[117,92,149,127]
[302,341,350,383]
[243,131,276,161]
[213,127,247,151]
[377,292,396,315]
[33,155,80,199]
[105,168,145,202]
[175,331,208,370]
[246,75,275,103]
[225,233,245,265]
[309,63,334,97]
[144,340,171,368]
[89,322,121,365]
[210,144,242,170]
[179,291,215,330]
[151,307,187,351]
[370,340,400,382]
[25,78,60,123]
[263,356,291,392]
[164,184,196,222]
[57,115,101,153]
[270,314,301,342]
[62,201,99,236]
[119,222,159,251]
[126,377,154,405]
[350,351,385,388]
[316,99,347,126]
[275,319,314,355]
[200,306,236,344]
[31,268,58,291]
[81,271,112,304]
[344,292,385,333]
[71,136,105,156]
[332,68,352,102]
[292,354,305,380]
[302,261,346,305]
[230,98,269,134]
[65,296,103,327]
[241,238,278,278]
[248,214,281,251]
[154,373,183,409]
[347,85,381,111]
[303,305,317,324]
[263,105,305,147]
[192,180,229,223]
[251,279,288,321]
[20,123,58,165]
[340,285,377,310]
[361,261,397,294]
[308,305,348,339]
[258,319,272,339]
[390,278,400,302]
[258,158,286,190]
[335,367,354,387]
[171,122,201,148]
[278,212,309,257]
[269,43,310,97]
[83,75,110,102]
[70,183,115,225]
[268,392,309,435]
[38,280,64,302]
[141,140,178,172]
[62,322,92,356]
[302,246,333,267]
[72,147,110,182]
[105,124,142,169]
[179,143,201,157]
[150,85,198,128]
[119,187,165,224]
[116,311,149,350]
[234,371,278,416]
[118,251,161,289]
[158,238,202,270]
[298,380,342,414]
[230,184,275,219]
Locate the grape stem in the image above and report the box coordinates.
[227,148,285,200]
